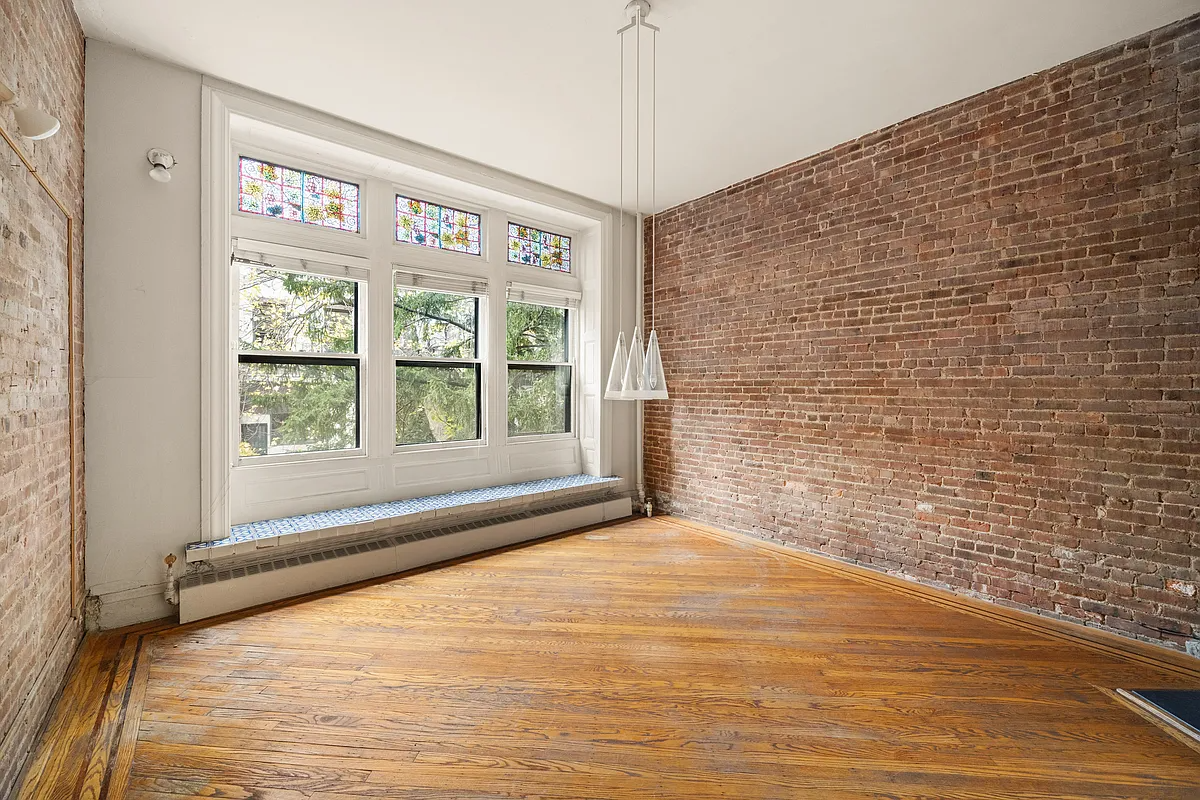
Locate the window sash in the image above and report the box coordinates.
[395,359,483,445]
[506,303,573,437]
[236,255,364,459]
[393,285,483,446]
[506,364,573,437]
[237,353,363,455]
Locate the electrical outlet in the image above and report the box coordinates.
[1187,640,1200,659]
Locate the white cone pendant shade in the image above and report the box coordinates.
[604,331,629,400]
[641,329,669,400]
[620,327,649,399]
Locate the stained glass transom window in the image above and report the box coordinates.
[507,224,571,273]
[238,156,360,233]
[395,195,482,256]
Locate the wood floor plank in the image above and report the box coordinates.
[20,517,1200,798]
[15,632,126,800]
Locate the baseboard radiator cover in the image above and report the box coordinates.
[179,496,632,623]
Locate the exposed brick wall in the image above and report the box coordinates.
[644,15,1199,652]
[0,0,86,793]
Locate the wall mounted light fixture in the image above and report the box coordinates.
[0,77,62,140]
[147,148,176,183]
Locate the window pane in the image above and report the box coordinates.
[239,266,357,354]
[396,195,482,256]
[507,223,570,273]
[238,156,360,232]
[506,302,567,362]
[396,363,480,445]
[394,289,477,358]
[239,361,358,456]
[508,366,571,436]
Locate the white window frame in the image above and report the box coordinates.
[504,282,581,443]
[202,80,630,542]
[231,239,371,466]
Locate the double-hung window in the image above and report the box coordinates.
[505,283,579,437]
[236,255,364,458]
[394,268,488,446]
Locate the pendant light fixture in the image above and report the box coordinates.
[606,0,669,402]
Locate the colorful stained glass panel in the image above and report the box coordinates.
[507,223,571,273]
[395,195,482,256]
[238,156,360,233]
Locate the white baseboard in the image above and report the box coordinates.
[87,583,176,630]
[180,497,630,624]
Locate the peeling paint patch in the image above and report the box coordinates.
[1166,579,1196,598]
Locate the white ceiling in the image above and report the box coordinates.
[76,0,1200,211]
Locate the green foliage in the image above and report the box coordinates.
[394,290,476,359]
[507,366,569,436]
[239,267,356,354]
[396,364,478,445]
[506,302,566,362]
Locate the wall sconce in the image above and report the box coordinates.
[147,148,176,183]
[0,78,62,140]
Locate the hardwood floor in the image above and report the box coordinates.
[18,517,1200,799]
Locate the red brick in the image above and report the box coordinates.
[644,14,1200,654]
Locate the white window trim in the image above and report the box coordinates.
[202,79,630,542]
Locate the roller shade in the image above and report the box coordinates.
[232,237,370,281]
[506,281,581,310]
[394,266,488,297]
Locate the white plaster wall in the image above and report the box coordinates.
[83,42,202,628]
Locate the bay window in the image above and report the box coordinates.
[209,95,611,535]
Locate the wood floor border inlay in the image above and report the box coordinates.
[17,517,1200,799]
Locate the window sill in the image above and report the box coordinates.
[236,448,367,469]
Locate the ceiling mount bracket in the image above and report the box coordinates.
[625,0,651,19]
[619,0,658,33]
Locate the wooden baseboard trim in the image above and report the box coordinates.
[657,515,1200,681]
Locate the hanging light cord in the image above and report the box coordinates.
[651,25,657,332]
[617,18,625,331]
[635,4,641,314]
